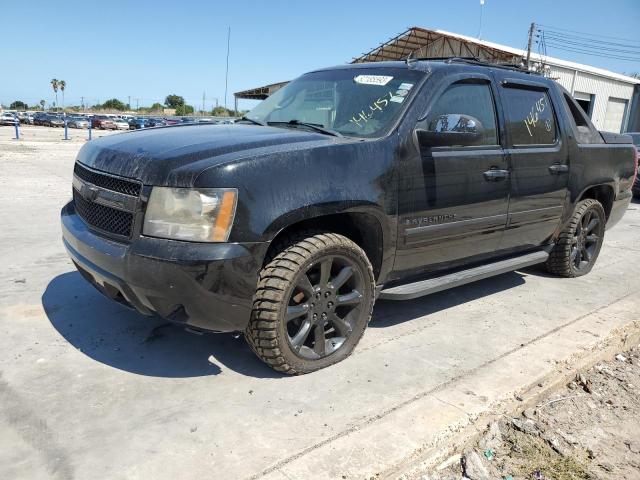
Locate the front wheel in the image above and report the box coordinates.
[246,233,375,375]
[545,198,606,277]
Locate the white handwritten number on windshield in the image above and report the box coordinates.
[348,92,394,128]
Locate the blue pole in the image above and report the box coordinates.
[88,118,92,141]
[14,118,19,140]
[63,114,69,140]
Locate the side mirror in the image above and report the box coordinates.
[416,113,484,148]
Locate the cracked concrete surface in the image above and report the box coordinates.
[1,126,639,480]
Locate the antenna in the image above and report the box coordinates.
[478,0,485,40]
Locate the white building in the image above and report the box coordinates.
[236,27,640,133]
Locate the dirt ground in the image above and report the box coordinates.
[424,346,640,480]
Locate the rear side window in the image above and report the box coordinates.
[502,88,557,146]
[427,82,498,146]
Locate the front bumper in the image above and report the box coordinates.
[61,201,268,332]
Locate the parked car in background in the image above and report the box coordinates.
[67,117,89,129]
[147,118,166,127]
[99,118,118,130]
[16,112,30,124]
[628,132,640,197]
[45,115,65,127]
[0,112,17,126]
[164,117,180,126]
[113,118,130,130]
[33,112,49,126]
[91,115,110,129]
[128,117,150,130]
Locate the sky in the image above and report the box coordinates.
[2,0,639,111]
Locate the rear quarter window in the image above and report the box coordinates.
[502,88,557,146]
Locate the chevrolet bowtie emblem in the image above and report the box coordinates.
[83,184,100,201]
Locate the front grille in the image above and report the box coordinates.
[74,163,141,197]
[73,190,134,237]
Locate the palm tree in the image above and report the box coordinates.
[39,100,45,111]
[50,79,59,112]
[59,80,66,112]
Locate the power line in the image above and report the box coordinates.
[542,33,640,54]
[537,23,640,44]
[536,24,640,63]
[543,37,640,56]
[544,42,639,62]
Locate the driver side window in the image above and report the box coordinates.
[427,82,499,146]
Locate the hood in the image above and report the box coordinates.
[76,123,340,186]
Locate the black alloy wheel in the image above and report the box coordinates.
[569,206,602,272]
[246,232,375,374]
[546,198,606,277]
[285,255,365,360]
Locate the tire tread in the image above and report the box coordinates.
[245,231,374,375]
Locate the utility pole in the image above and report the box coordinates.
[202,91,205,116]
[224,26,230,110]
[128,96,131,110]
[135,98,139,111]
[525,22,535,70]
[81,96,84,112]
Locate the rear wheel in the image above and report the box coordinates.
[246,233,375,374]
[545,198,606,277]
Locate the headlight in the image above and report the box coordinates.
[143,187,237,242]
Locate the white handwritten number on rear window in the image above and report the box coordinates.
[524,96,553,137]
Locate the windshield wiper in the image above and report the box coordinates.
[237,116,266,126]
[267,120,343,137]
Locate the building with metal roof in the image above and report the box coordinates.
[235,27,640,133]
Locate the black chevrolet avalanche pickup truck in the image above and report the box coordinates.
[61,59,638,374]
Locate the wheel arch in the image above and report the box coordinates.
[576,183,615,219]
[263,207,389,282]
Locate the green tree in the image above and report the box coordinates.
[39,100,45,110]
[175,104,195,116]
[59,80,66,111]
[212,106,230,117]
[149,102,164,112]
[50,78,59,109]
[10,100,28,110]
[100,98,127,111]
[164,94,185,108]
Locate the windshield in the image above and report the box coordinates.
[245,67,425,138]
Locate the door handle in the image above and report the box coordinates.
[483,167,510,182]
[548,163,569,174]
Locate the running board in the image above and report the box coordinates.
[379,251,549,301]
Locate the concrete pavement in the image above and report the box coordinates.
[1,127,639,480]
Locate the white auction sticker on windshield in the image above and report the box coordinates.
[354,75,393,86]
[398,82,414,90]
